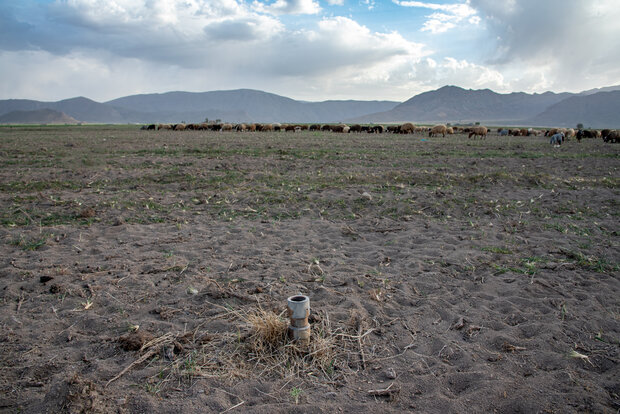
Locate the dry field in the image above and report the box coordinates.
[0,125,618,413]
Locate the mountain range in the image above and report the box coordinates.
[0,85,619,128]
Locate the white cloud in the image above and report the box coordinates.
[252,0,321,15]
[470,0,620,92]
[2,0,619,102]
[394,0,478,33]
[0,11,434,102]
[326,0,344,5]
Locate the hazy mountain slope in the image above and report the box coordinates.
[350,86,572,124]
[527,91,620,128]
[0,97,127,123]
[0,109,78,124]
[1,86,618,126]
[106,89,398,122]
[579,85,620,95]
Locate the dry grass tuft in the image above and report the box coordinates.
[113,306,354,394]
[243,309,343,380]
[246,309,288,352]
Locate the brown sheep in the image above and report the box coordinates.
[221,123,233,131]
[157,124,172,130]
[349,124,362,133]
[429,124,447,137]
[400,122,415,134]
[446,127,454,134]
[603,130,619,143]
[173,123,186,131]
[468,126,488,139]
[261,124,274,132]
[331,124,347,133]
[309,124,321,131]
[321,124,332,131]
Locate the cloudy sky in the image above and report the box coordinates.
[1,0,619,102]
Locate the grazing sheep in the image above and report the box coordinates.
[565,128,575,139]
[499,129,509,136]
[603,130,619,143]
[321,124,332,131]
[221,123,233,131]
[372,125,385,134]
[550,132,564,145]
[309,124,321,131]
[386,126,399,133]
[349,124,362,133]
[284,125,297,132]
[331,124,348,133]
[429,124,447,137]
[173,123,186,131]
[446,127,454,134]
[157,124,172,130]
[576,129,596,140]
[261,124,273,132]
[468,126,488,139]
[400,122,415,134]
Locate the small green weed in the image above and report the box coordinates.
[9,233,51,250]
[290,387,303,404]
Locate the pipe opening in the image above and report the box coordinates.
[290,295,308,302]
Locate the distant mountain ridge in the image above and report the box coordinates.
[105,89,399,123]
[348,85,572,124]
[0,108,78,124]
[0,85,619,127]
[527,90,620,128]
[348,85,620,128]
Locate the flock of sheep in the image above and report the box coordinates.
[140,122,618,142]
[141,122,488,138]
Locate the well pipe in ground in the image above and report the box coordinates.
[287,295,310,344]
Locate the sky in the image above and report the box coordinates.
[1,0,619,102]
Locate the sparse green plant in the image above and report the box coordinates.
[9,233,51,251]
[290,387,303,404]
[482,246,512,254]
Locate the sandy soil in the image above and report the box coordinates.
[0,126,618,413]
